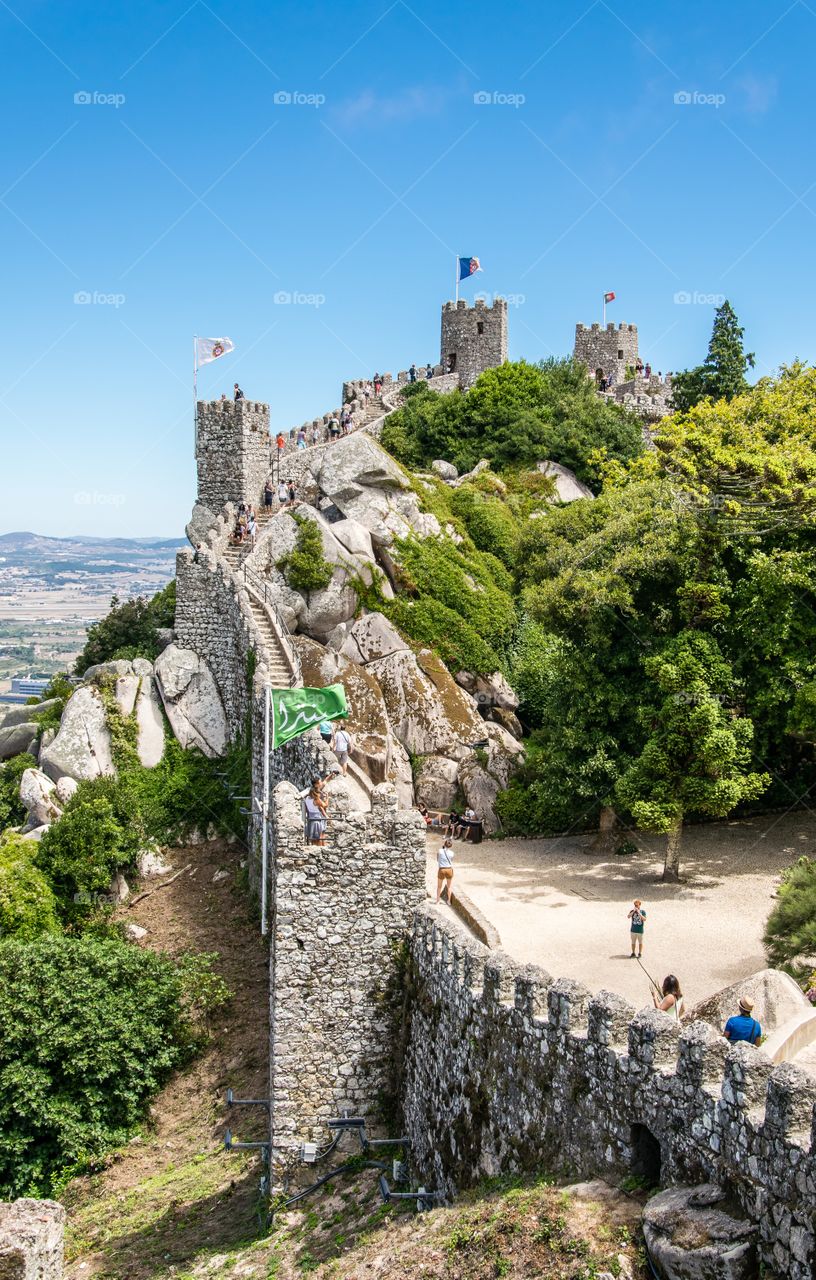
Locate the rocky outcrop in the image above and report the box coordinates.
[690,968,810,1039]
[186,501,217,548]
[432,459,458,481]
[642,1185,757,1280]
[294,636,392,785]
[134,676,165,767]
[19,768,62,828]
[339,612,409,665]
[0,1198,65,1280]
[306,432,440,546]
[455,669,519,712]
[54,776,78,806]
[368,648,471,756]
[0,720,39,762]
[154,645,228,757]
[537,460,594,503]
[39,685,115,783]
[415,754,460,811]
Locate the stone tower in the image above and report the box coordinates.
[574,322,639,384]
[440,298,508,389]
[195,398,271,513]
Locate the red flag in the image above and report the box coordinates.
[604,292,616,304]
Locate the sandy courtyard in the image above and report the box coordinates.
[424,811,816,1012]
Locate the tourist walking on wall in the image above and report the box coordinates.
[318,718,333,746]
[276,431,286,460]
[287,479,296,506]
[264,478,274,510]
[246,505,257,544]
[332,722,352,775]
[628,899,646,957]
[723,997,762,1045]
[296,427,307,450]
[436,838,455,904]
[425,363,433,379]
[277,479,288,507]
[409,363,417,383]
[653,975,684,1021]
[234,383,245,401]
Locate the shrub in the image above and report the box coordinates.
[448,484,521,569]
[0,935,221,1195]
[36,794,132,922]
[277,514,334,596]
[0,833,60,939]
[74,580,176,674]
[764,858,816,970]
[387,596,503,675]
[0,752,37,832]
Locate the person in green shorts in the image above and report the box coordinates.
[628,899,646,958]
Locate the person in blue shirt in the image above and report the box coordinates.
[723,997,762,1045]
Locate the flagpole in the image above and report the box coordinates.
[261,684,271,938]
[602,294,606,327]
[455,254,459,304]
[193,335,198,453]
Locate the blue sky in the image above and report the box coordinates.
[1,0,813,536]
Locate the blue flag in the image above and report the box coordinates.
[458,256,482,281]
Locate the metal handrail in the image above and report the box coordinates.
[242,562,302,687]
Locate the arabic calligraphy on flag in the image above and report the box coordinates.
[196,336,235,367]
[270,683,349,750]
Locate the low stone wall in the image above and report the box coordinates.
[403,908,816,1280]
[0,1199,65,1280]
[268,780,426,1173]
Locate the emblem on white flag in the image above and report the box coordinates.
[196,336,235,366]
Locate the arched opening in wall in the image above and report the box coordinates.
[447,353,457,373]
[595,367,604,384]
[630,1123,661,1188]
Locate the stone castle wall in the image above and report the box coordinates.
[269,779,425,1172]
[440,299,508,389]
[403,908,816,1280]
[196,399,272,513]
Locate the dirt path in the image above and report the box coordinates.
[425,811,816,1011]
[63,837,270,1280]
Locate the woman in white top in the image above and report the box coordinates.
[436,838,455,905]
[653,974,684,1021]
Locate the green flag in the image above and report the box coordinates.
[270,683,348,750]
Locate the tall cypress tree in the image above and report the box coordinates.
[671,300,755,412]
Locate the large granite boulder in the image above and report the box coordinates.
[415,754,460,812]
[39,685,115,783]
[294,636,392,785]
[537,460,594,503]
[691,968,810,1039]
[456,669,520,713]
[484,722,525,789]
[135,676,165,768]
[19,767,62,828]
[642,1185,756,1280]
[186,501,217,548]
[154,645,228,757]
[309,432,440,546]
[340,612,410,665]
[81,658,135,682]
[0,721,39,761]
[367,648,466,756]
[458,755,502,834]
[0,699,60,730]
[432,459,458,481]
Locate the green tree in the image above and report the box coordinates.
[671,300,755,411]
[36,794,133,922]
[0,935,223,1195]
[74,580,176,674]
[764,858,816,970]
[0,752,37,831]
[615,632,769,880]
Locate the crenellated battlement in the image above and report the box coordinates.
[195,398,272,513]
[404,907,816,1279]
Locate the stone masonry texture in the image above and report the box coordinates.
[440,299,508,389]
[0,1199,65,1280]
[196,399,272,513]
[403,908,816,1280]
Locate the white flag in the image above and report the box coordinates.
[196,336,235,367]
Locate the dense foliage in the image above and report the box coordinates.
[0,832,60,940]
[277,513,334,595]
[671,300,755,412]
[764,858,816,972]
[0,935,228,1196]
[499,364,816,877]
[0,752,37,830]
[381,358,643,487]
[74,580,176,674]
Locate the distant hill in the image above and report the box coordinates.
[0,531,186,553]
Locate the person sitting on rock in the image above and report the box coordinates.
[425,363,434,379]
[723,997,762,1045]
[234,382,245,401]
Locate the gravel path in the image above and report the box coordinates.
[424,811,816,1011]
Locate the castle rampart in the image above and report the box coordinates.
[269,779,425,1172]
[403,908,816,1279]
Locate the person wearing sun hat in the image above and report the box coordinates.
[723,997,762,1045]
